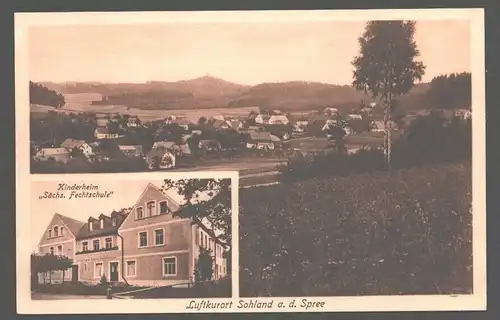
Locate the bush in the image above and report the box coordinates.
[240,163,472,296]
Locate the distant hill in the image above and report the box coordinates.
[36,76,430,112]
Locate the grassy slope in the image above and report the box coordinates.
[239,162,472,296]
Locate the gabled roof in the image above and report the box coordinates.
[55,213,85,237]
[76,212,129,240]
[95,127,110,134]
[60,139,87,149]
[249,132,273,142]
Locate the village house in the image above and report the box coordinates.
[347,114,363,121]
[127,117,141,128]
[37,183,228,286]
[146,147,176,170]
[96,118,109,127]
[118,145,144,157]
[254,114,271,125]
[455,109,472,120]
[370,120,399,132]
[246,132,280,150]
[34,148,72,163]
[268,115,290,125]
[60,139,94,158]
[211,119,231,131]
[152,141,192,157]
[94,127,120,140]
[323,107,339,115]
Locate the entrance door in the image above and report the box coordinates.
[71,265,78,282]
[110,262,119,282]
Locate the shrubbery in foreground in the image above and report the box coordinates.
[240,163,472,296]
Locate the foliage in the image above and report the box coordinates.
[161,179,232,247]
[30,111,97,146]
[31,155,148,173]
[99,274,108,286]
[240,163,472,296]
[279,112,471,183]
[425,72,471,109]
[352,20,426,165]
[30,81,66,108]
[194,248,214,282]
[31,253,74,285]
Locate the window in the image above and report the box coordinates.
[93,239,100,251]
[82,241,89,251]
[126,261,136,277]
[57,245,62,255]
[139,231,148,248]
[204,234,208,249]
[89,222,93,231]
[154,229,164,246]
[84,263,87,271]
[159,201,168,214]
[100,219,104,229]
[136,207,144,219]
[200,232,204,247]
[48,230,52,238]
[49,247,54,255]
[54,226,59,237]
[112,217,117,226]
[147,201,156,217]
[60,227,64,236]
[105,237,113,249]
[94,262,103,278]
[163,257,177,276]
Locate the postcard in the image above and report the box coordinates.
[16,8,486,313]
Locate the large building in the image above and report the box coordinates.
[36,183,229,287]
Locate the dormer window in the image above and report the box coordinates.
[89,222,93,231]
[100,219,104,229]
[54,226,59,237]
[112,217,117,227]
[48,230,52,238]
[60,227,64,236]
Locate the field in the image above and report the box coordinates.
[58,93,259,121]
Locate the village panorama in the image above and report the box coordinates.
[29,74,471,188]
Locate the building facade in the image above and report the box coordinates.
[37,183,228,287]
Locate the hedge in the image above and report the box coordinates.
[239,163,472,296]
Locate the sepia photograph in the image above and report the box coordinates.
[16,9,486,313]
[28,174,233,301]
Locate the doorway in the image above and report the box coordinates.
[109,262,119,282]
[71,265,78,282]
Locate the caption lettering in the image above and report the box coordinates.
[38,183,114,200]
[186,299,326,311]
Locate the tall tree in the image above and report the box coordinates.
[352,21,426,166]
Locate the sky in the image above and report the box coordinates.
[28,20,470,85]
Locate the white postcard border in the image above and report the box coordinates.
[16,8,486,314]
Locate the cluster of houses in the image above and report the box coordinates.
[32,105,472,168]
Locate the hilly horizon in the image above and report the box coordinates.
[36,75,430,111]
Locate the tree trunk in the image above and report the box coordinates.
[49,270,52,284]
[62,269,65,283]
[384,102,393,169]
